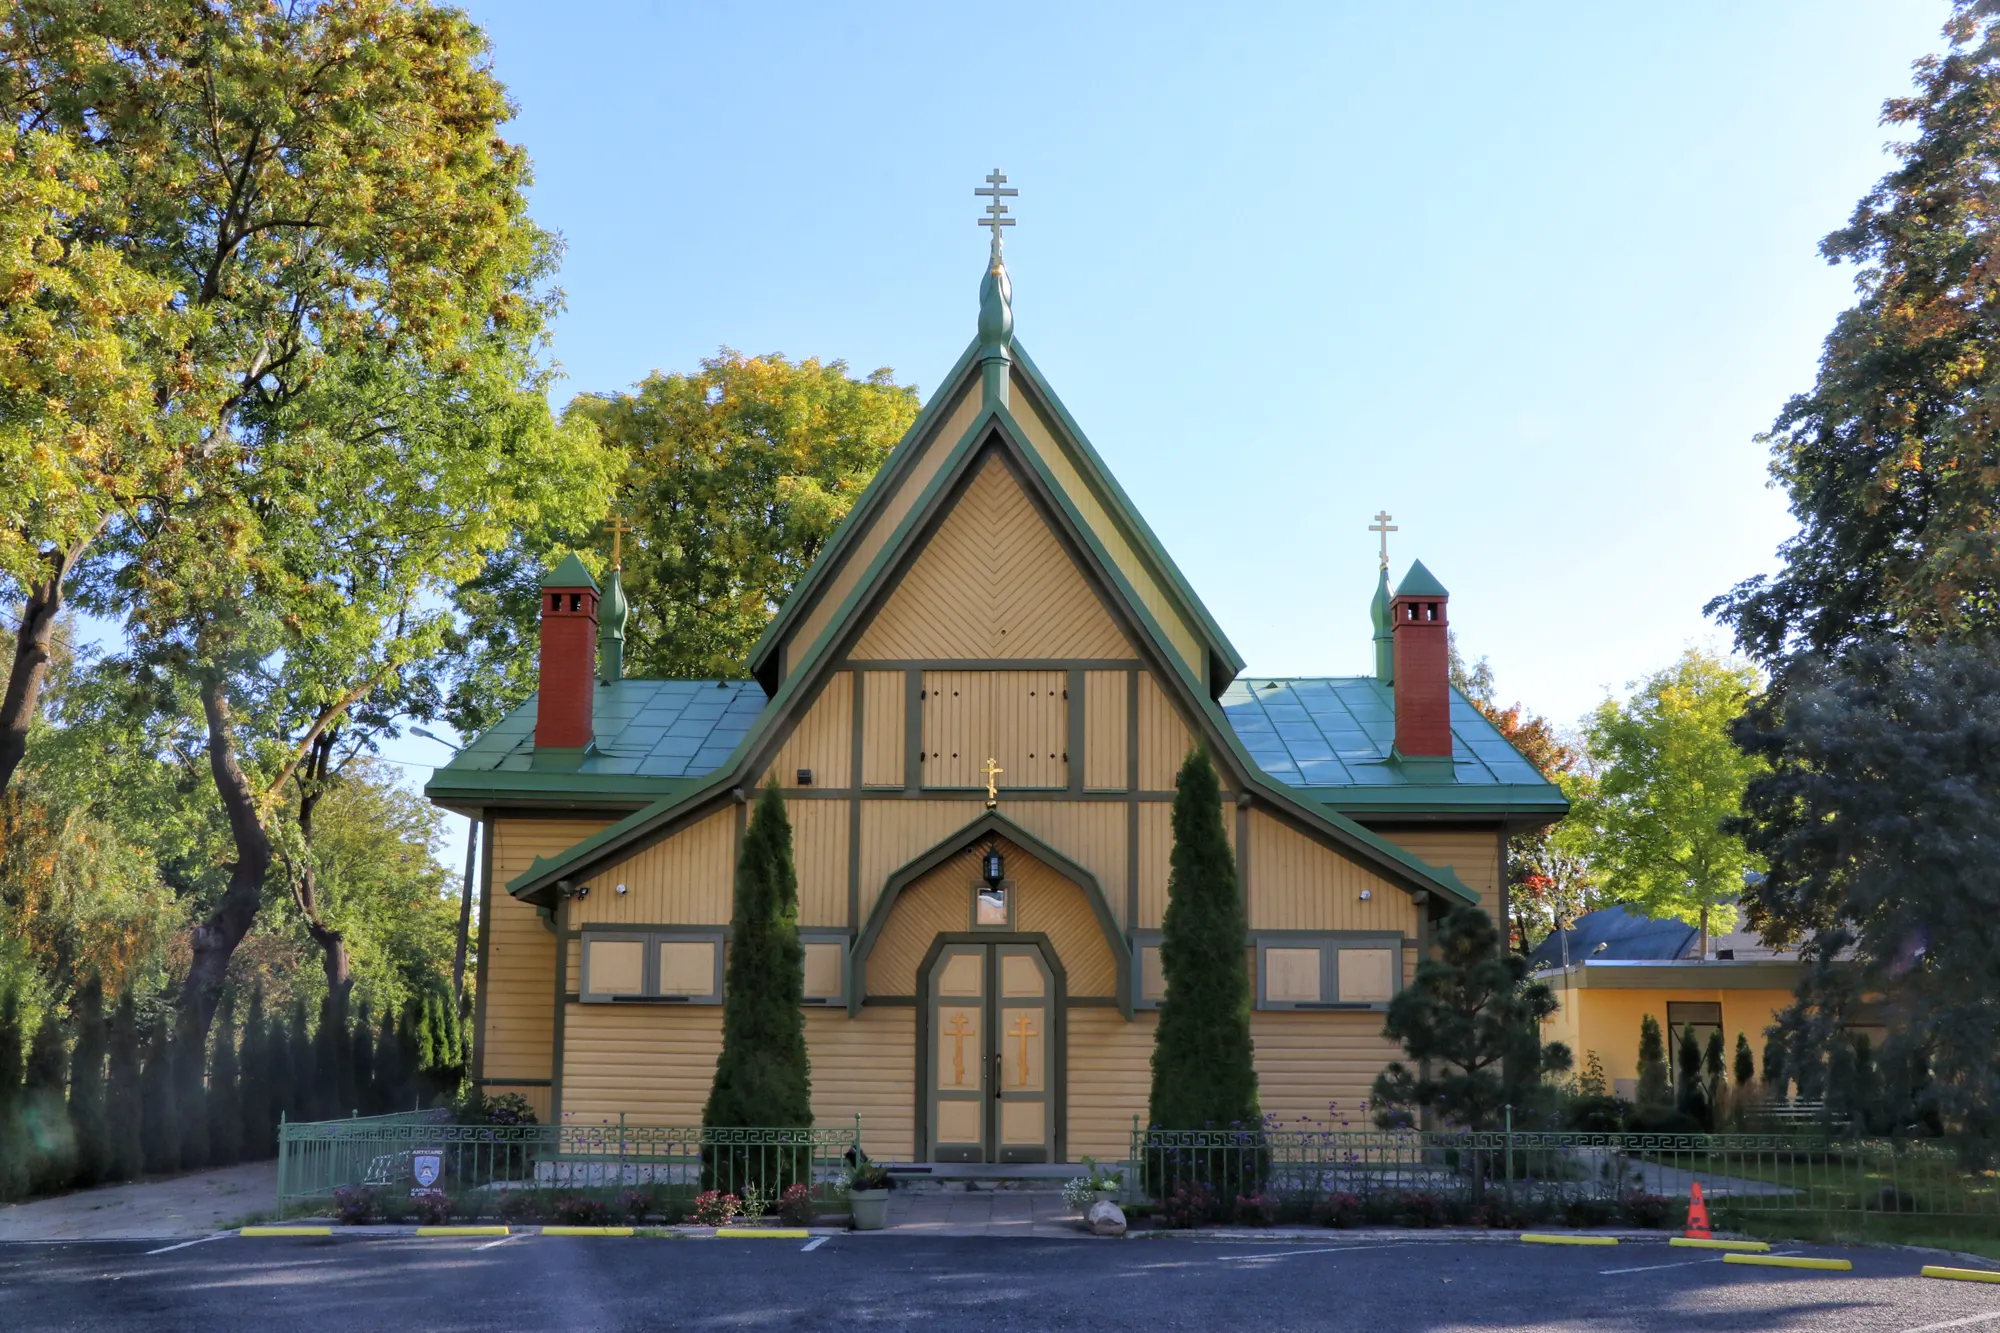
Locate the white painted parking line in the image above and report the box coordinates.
[144,1234,232,1256]
[475,1233,525,1251]
[1602,1249,1800,1276]
[1899,1313,2000,1333]
[801,1237,828,1252]
[1219,1244,1402,1262]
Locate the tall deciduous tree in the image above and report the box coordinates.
[1374,905,1566,1130]
[1149,749,1259,1130]
[1569,650,1766,957]
[570,352,920,679]
[703,783,811,1147]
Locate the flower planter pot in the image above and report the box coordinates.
[1092,1187,1120,1208]
[848,1187,890,1231]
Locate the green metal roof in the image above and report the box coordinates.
[1221,676,1565,815]
[542,552,599,591]
[1394,559,1448,599]
[435,679,765,781]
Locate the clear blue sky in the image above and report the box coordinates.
[390,1,1948,812]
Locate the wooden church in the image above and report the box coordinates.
[426,183,1565,1164]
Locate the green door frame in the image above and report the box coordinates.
[915,932,1068,1163]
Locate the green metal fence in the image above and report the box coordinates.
[277,1114,862,1219]
[1127,1127,2000,1235]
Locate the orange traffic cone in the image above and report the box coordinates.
[1685,1181,1712,1240]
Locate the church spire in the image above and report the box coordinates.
[975,168,1016,406]
[1369,511,1396,682]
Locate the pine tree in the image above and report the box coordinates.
[1733,1032,1756,1091]
[1675,1024,1707,1125]
[1149,748,1259,1131]
[66,977,108,1188]
[1702,1029,1728,1126]
[286,1000,314,1122]
[237,987,269,1159]
[1762,1031,1788,1099]
[703,781,812,1183]
[139,1014,179,1175]
[22,1010,73,1193]
[1635,1015,1671,1115]
[174,1016,209,1171]
[104,992,144,1182]
[0,984,30,1200]
[350,998,376,1114]
[207,991,242,1166]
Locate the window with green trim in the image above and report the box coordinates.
[1254,933,1403,1010]
[800,931,850,1006]
[580,929,724,1003]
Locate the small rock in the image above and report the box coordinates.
[1086,1200,1127,1237]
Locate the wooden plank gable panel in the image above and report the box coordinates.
[857,800,983,924]
[766,671,852,789]
[789,797,849,927]
[1135,800,1236,929]
[1004,801,1129,929]
[575,809,734,926]
[861,670,905,787]
[852,456,1129,662]
[1380,829,1504,925]
[920,669,1066,790]
[1136,673,1194,790]
[1008,378,1206,682]
[1083,670,1128,791]
[1246,811,1418,933]
[784,384,981,679]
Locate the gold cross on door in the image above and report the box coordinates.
[1009,1012,1038,1087]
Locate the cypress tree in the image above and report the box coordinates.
[1703,1030,1728,1112]
[1148,748,1258,1130]
[66,977,108,1187]
[286,1000,313,1122]
[0,984,30,1201]
[373,1003,403,1113]
[394,1004,420,1107]
[314,995,341,1118]
[237,987,269,1158]
[1635,1015,1671,1115]
[1675,1024,1706,1124]
[331,993,356,1116]
[703,782,812,1142]
[1762,1030,1788,1099]
[263,1005,291,1150]
[1733,1032,1756,1091]
[350,998,375,1114]
[139,1014,179,1175]
[207,991,242,1166]
[105,991,144,1182]
[23,1010,73,1193]
[174,1016,209,1171]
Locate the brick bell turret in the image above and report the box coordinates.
[1390,559,1453,764]
[536,553,600,754]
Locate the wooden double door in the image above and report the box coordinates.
[926,943,1055,1163]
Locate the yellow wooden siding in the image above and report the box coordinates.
[1067,1008,1155,1160]
[785,383,980,679]
[484,818,611,1079]
[789,797,850,927]
[1135,673,1193,789]
[919,669,1067,789]
[1083,669,1128,791]
[1003,801,1129,930]
[573,808,735,926]
[560,1005,722,1126]
[766,671,852,789]
[1246,811,1418,933]
[861,670,905,788]
[865,839,1116,998]
[806,1008,915,1159]
[1134,800,1235,929]
[1380,828,1504,925]
[1008,376,1204,681]
[857,799,982,924]
[851,454,1130,664]
[565,935,579,987]
[1251,1009,1404,1125]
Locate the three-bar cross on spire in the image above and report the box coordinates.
[1369,511,1397,572]
[975,168,1016,267]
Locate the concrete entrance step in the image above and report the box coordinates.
[885,1162,1093,1193]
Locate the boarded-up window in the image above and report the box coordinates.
[658,941,717,996]
[802,937,847,1003]
[1264,948,1323,1003]
[1337,948,1396,1003]
[584,939,644,996]
[920,670,1068,789]
[578,929,722,1003]
[1140,946,1166,1003]
[1257,934,1404,1009]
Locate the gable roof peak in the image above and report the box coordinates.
[1395,558,1449,599]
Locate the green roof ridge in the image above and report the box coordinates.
[1395,559,1448,599]
[542,552,599,591]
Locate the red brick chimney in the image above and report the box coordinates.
[1391,560,1452,760]
[536,553,600,752]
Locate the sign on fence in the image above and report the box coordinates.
[413,1153,441,1189]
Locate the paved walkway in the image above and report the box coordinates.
[0,1161,278,1241]
[877,1190,1087,1238]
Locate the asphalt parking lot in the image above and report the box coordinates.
[1,1233,1996,1332]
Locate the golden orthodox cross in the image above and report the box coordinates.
[974,169,1016,267]
[1369,510,1397,572]
[945,1011,973,1086]
[1009,1012,1038,1086]
[981,757,1003,809]
[605,514,633,572]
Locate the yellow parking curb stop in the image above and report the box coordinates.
[715,1228,810,1239]
[1519,1233,1618,1245]
[1923,1265,2000,1284]
[240,1226,332,1237]
[543,1226,635,1237]
[1670,1238,1770,1251]
[1723,1254,1851,1271]
[416,1226,510,1238]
